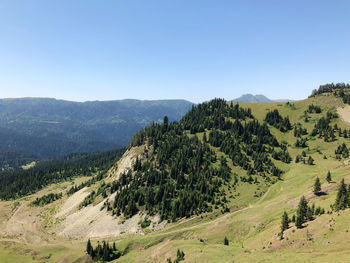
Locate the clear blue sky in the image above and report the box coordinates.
[0,0,349,103]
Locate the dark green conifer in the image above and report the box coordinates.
[326,171,332,183]
[86,239,92,255]
[280,211,289,239]
[307,156,314,165]
[306,206,313,221]
[296,196,308,226]
[313,177,321,195]
[224,236,229,245]
[334,178,347,211]
[295,215,303,229]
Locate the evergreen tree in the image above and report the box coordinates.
[224,236,229,246]
[334,178,347,211]
[163,116,169,131]
[306,206,313,221]
[307,156,314,165]
[103,241,109,261]
[203,132,207,143]
[86,239,92,255]
[86,239,120,262]
[326,171,332,183]
[296,196,308,228]
[176,249,185,261]
[280,211,289,239]
[295,214,303,229]
[313,177,321,195]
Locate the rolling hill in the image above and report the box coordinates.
[3,87,350,262]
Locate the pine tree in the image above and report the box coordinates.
[280,211,289,239]
[326,171,332,183]
[313,177,321,195]
[306,206,313,221]
[176,249,185,261]
[311,203,315,215]
[334,178,347,211]
[307,156,314,165]
[292,214,296,222]
[295,215,303,229]
[224,236,229,245]
[86,239,92,255]
[163,116,169,130]
[103,241,109,261]
[296,196,308,227]
[203,132,207,143]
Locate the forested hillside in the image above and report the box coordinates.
[0,98,193,163]
[93,99,290,221]
[0,148,124,200]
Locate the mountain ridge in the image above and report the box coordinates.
[0,97,193,162]
[232,93,294,103]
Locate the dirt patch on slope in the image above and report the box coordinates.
[55,187,90,218]
[107,146,144,181]
[338,106,350,125]
[1,202,47,244]
[55,144,166,238]
[57,201,163,238]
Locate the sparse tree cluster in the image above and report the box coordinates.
[295,151,315,165]
[295,137,308,148]
[265,109,292,132]
[307,104,322,114]
[309,82,350,97]
[67,172,106,196]
[31,193,62,206]
[335,143,349,159]
[293,123,308,138]
[311,116,336,142]
[167,249,185,263]
[272,149,292,164]
[294,196,324,228]
[86,239,121,262]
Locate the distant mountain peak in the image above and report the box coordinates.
[231,94,293,103]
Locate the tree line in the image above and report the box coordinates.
[309,82,350,97]
[31,193,62,206]
[279,172,344,239]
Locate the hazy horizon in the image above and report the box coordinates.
[0,92,298,103]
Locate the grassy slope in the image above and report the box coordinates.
[2,94,350,262]
[111,95,350,263]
